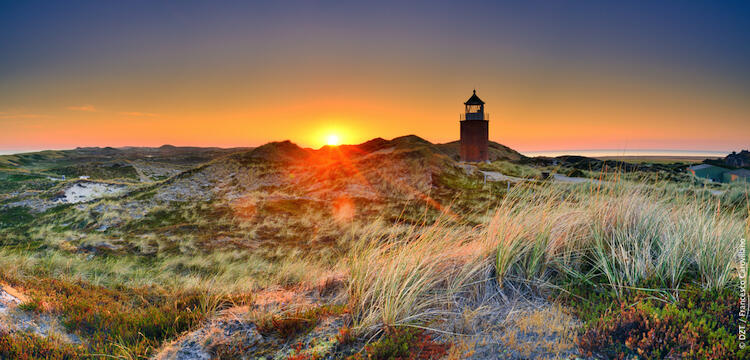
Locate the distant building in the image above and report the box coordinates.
[687,164,728,182]
[723,169,750,183]
[687,164,750,183]
[725,150,750,168]
[460,90,489,162]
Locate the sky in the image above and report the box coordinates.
[1,0,749,154]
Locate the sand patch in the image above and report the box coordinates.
[0,283,25,315]
[56,181,128,204]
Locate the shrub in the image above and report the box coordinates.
[579,286,748,359]
[256,305,346,339]
[0,206,34,229]
[1,275,221,358]
[360,327,448,360]
[0,330,80,360]
[336,326,355,345]
[17,298,42,312]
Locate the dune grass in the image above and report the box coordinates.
[0,173,746,357]
[347,178,747,336]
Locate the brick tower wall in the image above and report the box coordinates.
[460,120,489,162]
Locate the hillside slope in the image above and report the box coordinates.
[0,138,744,360]
[4,135,511,256]
[154,135,462,203]
[436,140,524,161]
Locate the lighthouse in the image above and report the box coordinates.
[460,90,489,162]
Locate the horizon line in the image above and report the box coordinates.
[0,145,737,158]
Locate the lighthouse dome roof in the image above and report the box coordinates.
[464,90,485,105]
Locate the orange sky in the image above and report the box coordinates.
[2,63,747,153]
[1,1,748,154]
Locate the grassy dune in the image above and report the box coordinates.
[2,178,747,358]
[0,142,747,358]
[348,179,746,330]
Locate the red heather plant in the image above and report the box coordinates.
[579,286,746,359]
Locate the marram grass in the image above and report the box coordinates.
[347,178,746,334]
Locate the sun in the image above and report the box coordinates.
[326,134,341,146]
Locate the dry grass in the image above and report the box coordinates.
[347,216,488,334]
[0,171,745,357]
[499,304,579,357]
[347,178,746,336]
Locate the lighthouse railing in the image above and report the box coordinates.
[460,113,489,121]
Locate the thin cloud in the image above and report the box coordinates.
[66,105,97,112]
[0,112,47,119]
[118,111,158,117]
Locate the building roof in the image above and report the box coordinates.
[726,169,750,178]
[687,164,719,171]
[464,90,485,105]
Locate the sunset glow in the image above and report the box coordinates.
[0,3,747,357]
[326,134,341,146]
[1,2,748,154]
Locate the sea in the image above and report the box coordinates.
[521,149,728,158]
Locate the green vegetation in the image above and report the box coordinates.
[356,327,448,360]
[348,179,744,330]
[0,273,243,359]
[255,305,346,339]
[0,150,69,170]
[577,285,746,359]
[0,330,80,360]
[477,160,542,179]
[48,162,139,181]
[0,170,57,194]
[0,143,746,358]
[0,207,34,229]
[343,177,747,358]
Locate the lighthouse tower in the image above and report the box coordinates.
[460,90,489,162]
